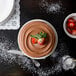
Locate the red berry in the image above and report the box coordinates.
[68,18,74,22]
[72,30,76,35]
[38,38,45,45]
[67,22,75,28]
[32,38,37,44]
[74,26,76,30]
[67,28,72,34]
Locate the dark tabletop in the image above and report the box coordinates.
[0,0,76,76]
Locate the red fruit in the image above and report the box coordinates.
[72,30,76,35]
[74,26,76,30]
[67,22,75,28]
[32,38,37,44]
[67,28,72,34]
[38,38,45,45]
[68,18,74,22]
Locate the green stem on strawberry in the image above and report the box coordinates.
[30,32,47,39]
[30,32,47,45]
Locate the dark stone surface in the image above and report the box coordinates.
[0,0,76,76]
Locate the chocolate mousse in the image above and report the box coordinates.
[18,20,57,58]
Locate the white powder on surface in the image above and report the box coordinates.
[39,0,62,14]
[0,36,76,76]
[46,3,61,13]
[62,55,75,70]
[37,64,62,76]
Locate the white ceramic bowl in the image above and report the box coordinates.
[18,19,58,59]
[63,13,76,38]
[0,0,15,24]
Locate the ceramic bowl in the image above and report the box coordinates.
[63,13,76,38]
[18,19,58,59]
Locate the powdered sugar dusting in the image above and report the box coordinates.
[0,36,75,76]
[37,63,62,76]
[47,3,61,12]
[0,36,16,64]
[62,55,76,70]
[39,0,63,14]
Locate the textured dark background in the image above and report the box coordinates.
[20,0,76,59]
[0,0,76,76]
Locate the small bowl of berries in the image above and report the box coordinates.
[63,13,76,38]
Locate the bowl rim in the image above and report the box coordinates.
[63,13,76,39]
[17,19,58,59]
[0,0,15,24]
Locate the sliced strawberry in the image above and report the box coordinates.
[67,28,72,34]
[32,38,37,44]
[67,22,75,28]
[72,30,76,35]
[38,38,45,45]
[73,26,76,30]
[68,18,74,23]
[30,32,47,45]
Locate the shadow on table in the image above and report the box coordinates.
[0,64,34,76]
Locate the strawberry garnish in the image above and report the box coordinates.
[67,28,72,34]
[30,32,47,45]
[38,38,45,45]
[72,30,76,35]
[31,38,37,44]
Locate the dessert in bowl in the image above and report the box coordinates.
[18,19,58,59]
[63,13,76,38]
